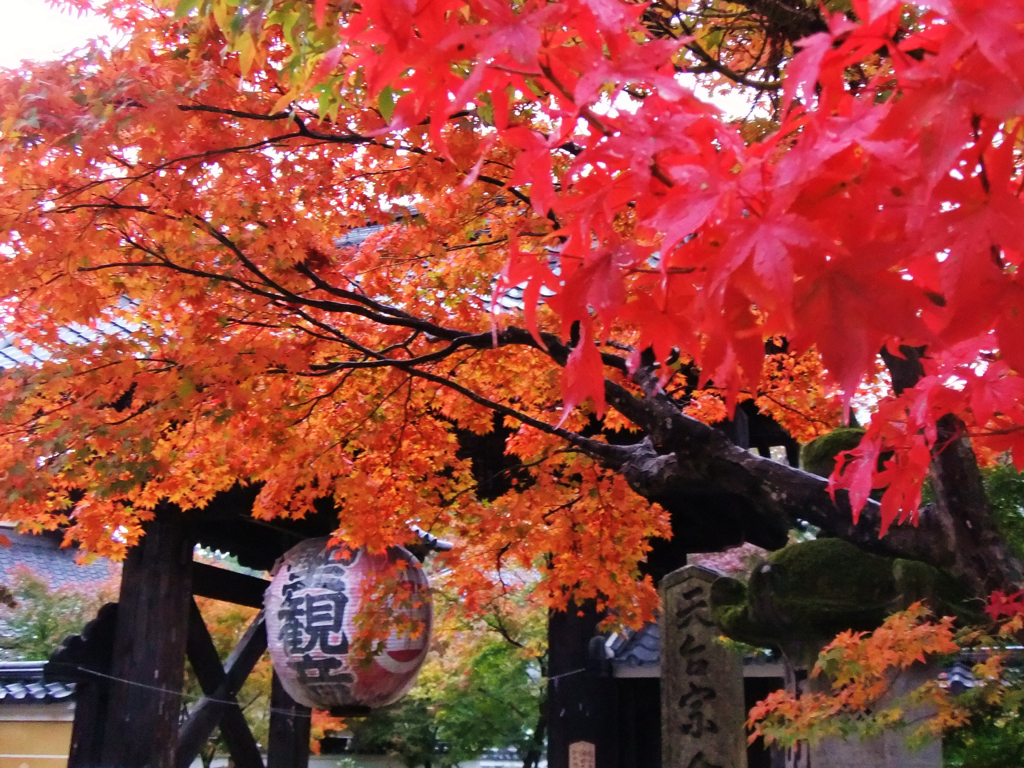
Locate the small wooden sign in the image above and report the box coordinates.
[569,740,596,768]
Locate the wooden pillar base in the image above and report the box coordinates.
[101,506,195,768]
[268,672,312,768]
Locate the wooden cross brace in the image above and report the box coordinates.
[176,599,268,768]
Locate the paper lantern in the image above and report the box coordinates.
[265,538,432,710]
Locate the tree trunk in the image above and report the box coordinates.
[522,692,548,768]
[881,346,1024,594]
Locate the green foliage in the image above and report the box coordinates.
[945,712,1024,767]
[426,637,544,763]
[944,667,1024,768]
[983,462,1024,561]
[348,697,441,768]
[940,463,1024,767]
[347,605,547,768]
[0,565,117,661]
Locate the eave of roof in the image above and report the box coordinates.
[0,661,76,703]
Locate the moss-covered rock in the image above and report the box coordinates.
[801,427,866,478]
[708,538,981,651]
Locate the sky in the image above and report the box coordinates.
[0,1,759,119]
[0,0,112,69]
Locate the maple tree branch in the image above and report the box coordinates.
[607,411,952,567]
[82,234,634,383]
[446,238,507,252]
[757,392,835,428]
[485,610,528,650]
[406,366,624,460]
[678,38,782,91]
[326,377,413,451]
[304,341,476,372]
[646,10,782,91]
[289,369,357,425]
[289,115,376,146]
[49,131,346,211]
[112,223,468,339]
[78,212,986,577]
[52,202,157,215]
[293,263,438,326]
[290,317,623,457]
[177,104,293,121]
[476,174,542,214]
[124,134,310,186]
[168,101,542,231]
[539,61,611,137]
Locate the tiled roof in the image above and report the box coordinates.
[0,223,390,374]
[0,529,116,588]
[0,661,75,703]
[0,314,138,371]
[334,224,385,248]
[611,622,660,672]
[937,648,1024,693]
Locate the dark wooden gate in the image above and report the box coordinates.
[47,507,314,768]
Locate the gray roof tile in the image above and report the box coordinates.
[0,661,76,703]
[611,621,660,670]
[0,529,116,588]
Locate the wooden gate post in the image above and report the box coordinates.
[547,603,620,768]
[101,506,195,768]
[268,671,312,768]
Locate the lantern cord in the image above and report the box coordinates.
[546,667,585,681]
[74,663,584,711]
[74,666,318,719]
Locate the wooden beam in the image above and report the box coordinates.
[192,561,270,608]
[101,507,195,768]
[176,600,267,768]
[267,671,311,768]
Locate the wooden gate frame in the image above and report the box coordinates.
[47,508,312,768]
[177,601,271,768]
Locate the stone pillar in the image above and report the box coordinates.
[808,662,942,768]
[661,565,746,768]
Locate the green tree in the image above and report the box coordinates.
[984,463,1024,561]
[348,697,442,768]
[347,601,546,768]
[0,566,118,661]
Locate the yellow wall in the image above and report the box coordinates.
[0,720,71,768]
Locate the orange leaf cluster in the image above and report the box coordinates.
[748,603,964,747]
[2,0,1024,621]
